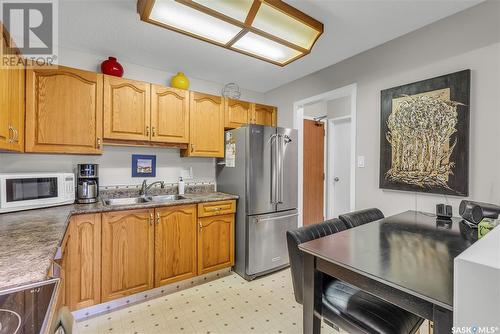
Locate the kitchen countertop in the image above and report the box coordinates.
[0,192,238,292]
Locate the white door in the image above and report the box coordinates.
[329,117,351,217]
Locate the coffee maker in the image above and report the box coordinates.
[76,164,99,204]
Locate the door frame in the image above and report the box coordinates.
[293,83,357,226]
[302,116,327,221]
[327,115,352,218]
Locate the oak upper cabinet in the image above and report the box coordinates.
[64,214,101,311]
[250,103,277,127]
[101,209,154,302]
[182,92,224,157]
[151,85,189,144]
[25,65,103,154]
[103,75,151,142]
[154,205,197,287]
[224,99,250,129]
[0,29,24,152]
[0,54,24,152]
[197,200,235,275]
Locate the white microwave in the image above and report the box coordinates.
[0,173,75,213]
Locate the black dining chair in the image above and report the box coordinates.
[286,215,423,334]
[339,208,384,228]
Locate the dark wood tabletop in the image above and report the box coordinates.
[298,210,477,311]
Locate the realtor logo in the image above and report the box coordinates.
[1,0,58,67]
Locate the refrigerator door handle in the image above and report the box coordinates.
[269,134,278,204]
[278,134,284,204]
[255,213,299,223]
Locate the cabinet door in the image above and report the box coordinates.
[154,205,197,287]
[250,103,277,127]
[65,214,101,311]
[103,75,151,142]
[183,92,224,157]
[25,65,103,154]
[101,209,154,302]
[0,32,24,152]
[198,214,234,275]
[224,99,250,129]
[151,85,189,144]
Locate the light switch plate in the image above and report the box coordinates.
[357,156,365,168]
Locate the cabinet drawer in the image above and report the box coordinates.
[197,200,236,217]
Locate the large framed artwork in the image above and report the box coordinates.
[379,70,470,196]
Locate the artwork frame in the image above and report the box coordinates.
[132,154,156,178]
[379,70,470,197]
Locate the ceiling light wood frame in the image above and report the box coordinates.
[137,0,324,66]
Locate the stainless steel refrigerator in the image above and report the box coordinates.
[216,125,298,280]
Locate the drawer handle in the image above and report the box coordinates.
[149,213,153,225]
[199,222,203,230]
[156,212,160,224]
[152,127,156,137]
[146,126,150,136]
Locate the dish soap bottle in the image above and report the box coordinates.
[178,177,185,195]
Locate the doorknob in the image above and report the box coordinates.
[334,177,340,182]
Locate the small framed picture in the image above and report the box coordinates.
[132,154,156,177]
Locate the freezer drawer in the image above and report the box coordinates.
[247,210,298,276]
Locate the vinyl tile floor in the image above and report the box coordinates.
[77,269,429,334]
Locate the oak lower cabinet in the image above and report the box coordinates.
[250,103,277,127]
[224,99,250,129]
[101,209,155,302]
[63,214,101,311]
[25,65,103,154]
[103,75,151,142]
[197,201,235,275]
[151,85,190,144]
[182,92,224,157]
[154,205,197,287]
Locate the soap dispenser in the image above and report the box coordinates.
[178,176,185,195]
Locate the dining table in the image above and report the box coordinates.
[299,210,478,334]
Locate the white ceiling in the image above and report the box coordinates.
[59,0,483,93]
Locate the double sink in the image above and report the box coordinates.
[103,194,186,206]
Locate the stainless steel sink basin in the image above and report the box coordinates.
[103,195,187,206]
[103,197,151,206]
[149,195,186,202]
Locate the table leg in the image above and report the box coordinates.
[433,305,453,334]
[303,253,322,334]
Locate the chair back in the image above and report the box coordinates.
[286,218,348,304]
[339,208,384,228]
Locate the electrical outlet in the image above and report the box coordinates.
[180,167,193,179]
[357,156,365,168]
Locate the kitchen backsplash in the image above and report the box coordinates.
[0,146,216,186]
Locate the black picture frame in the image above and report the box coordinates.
[379,70,470,196]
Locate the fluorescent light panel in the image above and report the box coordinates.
[139,0,323,66]
[232,32,301,64]
[192,0,254,23]
[149,0,242,44]
[252,2,320,50]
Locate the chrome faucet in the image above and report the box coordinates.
[140,180,165,196]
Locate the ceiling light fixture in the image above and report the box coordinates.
[137,0,324,66]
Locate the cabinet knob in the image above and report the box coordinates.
[146,126,150,136]
[199,222,203,230]
[156,212,160,224]
[152,127,156,137]
[97,137,102,148]
[149,213,154,225]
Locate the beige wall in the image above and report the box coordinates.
[265,1,500,216]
